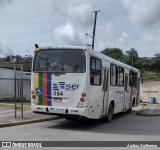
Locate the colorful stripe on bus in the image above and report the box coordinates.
[34,73,52,106]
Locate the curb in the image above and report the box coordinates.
[139,103,148,105]
[0,116,62,128]
[136,104,160,117]
[136,112,160,117]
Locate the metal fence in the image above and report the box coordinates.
[0,66,31,101]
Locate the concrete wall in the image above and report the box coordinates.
[0,68,31,101]
[140,77,160,103]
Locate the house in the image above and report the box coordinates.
[140,76,160,103]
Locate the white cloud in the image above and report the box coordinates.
[68,3,93,27]
[122,0,160,27]
[0,43,14,57]
[104,18,130,49]
[54,23,74,40]
[117,32,128,44]
[136,31,160,56]
[0,0,160,57]
[0,0,12,9]
[106,20,125,39]
[53,22,84,45]
[53,2,94,46]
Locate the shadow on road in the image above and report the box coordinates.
[47,110,160,136]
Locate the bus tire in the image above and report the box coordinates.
[127,99,135,113]
[106,103,114,122]
[65,116,78,121]
[127,108,132,113]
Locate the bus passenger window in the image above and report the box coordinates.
[133,72,138,88]
[110,64,117,86]
[90,57,102,86]
[129,71,138,88]
[118,67,124,87]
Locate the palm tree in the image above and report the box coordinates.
[125,48,139,66]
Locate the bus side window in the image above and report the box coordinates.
[118,67,124,87]
[110,64,118,86]
[90,57,102,86]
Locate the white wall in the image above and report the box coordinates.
[0,68,31,101]
[140,78,160,103]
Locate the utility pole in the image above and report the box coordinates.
[86,10,100,50]
[92,10,100,49]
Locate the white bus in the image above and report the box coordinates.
[31,46,140,122]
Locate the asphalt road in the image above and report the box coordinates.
[0,109,160,143]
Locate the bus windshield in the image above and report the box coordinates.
[33,49,86,73]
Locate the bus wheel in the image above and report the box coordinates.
[127,107,132,113]
[65,116,78,121]
[127,99,135,113]
[106,103,114,122]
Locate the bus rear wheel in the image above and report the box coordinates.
[65,116,78,121]
[106,103,114,122]
[127,99,135,113]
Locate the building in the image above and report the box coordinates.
[140,76,160,103]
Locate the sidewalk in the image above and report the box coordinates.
[0,102,159,128]
[136,103,160,116]
[0,102,61,128]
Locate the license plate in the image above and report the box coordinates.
[53,98,62,102]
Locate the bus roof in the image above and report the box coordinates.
[34,46,139,73]
[89,48,139,72]
[35,46,86,51]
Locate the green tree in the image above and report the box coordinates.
[101,48,124,61]
[152,53,160,72]
[136,57,155,77]
[6,56,11,62]
[125,48,138,67]
[101,47,159,77]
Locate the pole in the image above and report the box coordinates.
[14,65,17,118]
[92,10,100,50]
[21,65,23,118]
[17,77,19,100]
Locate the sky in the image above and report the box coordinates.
[0,0,160,57]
